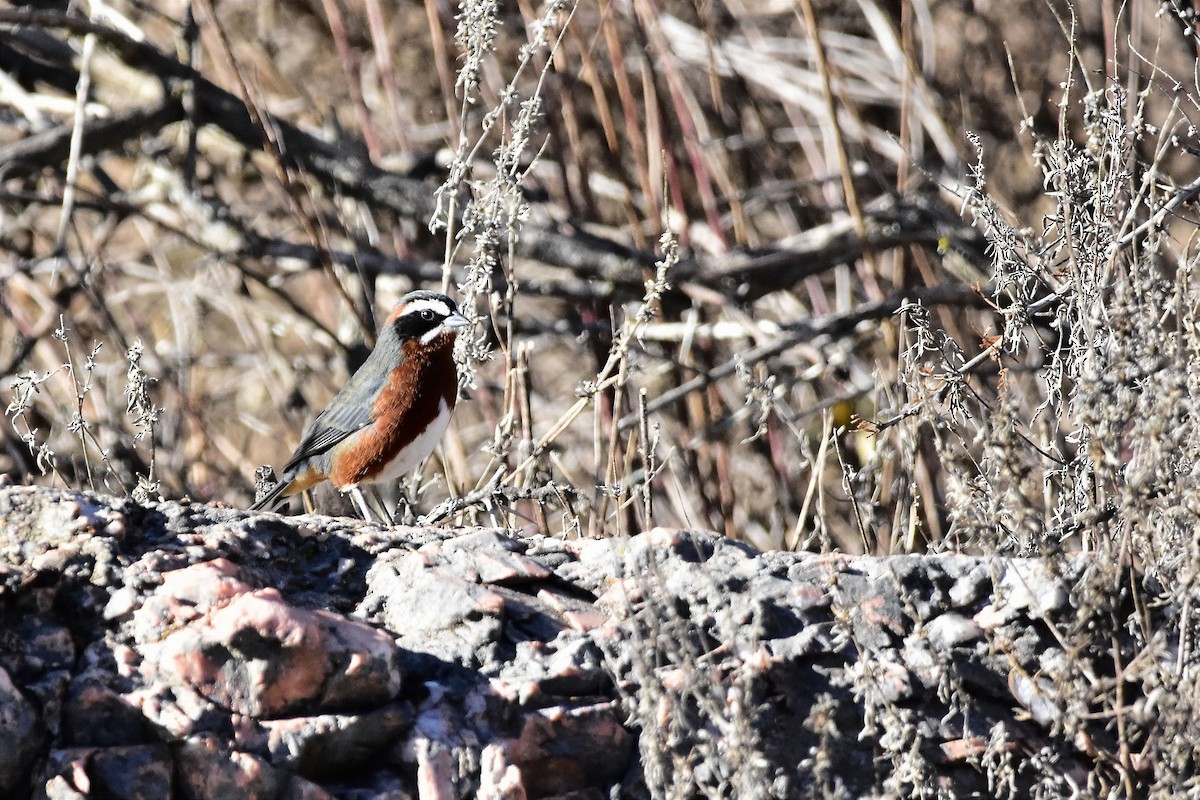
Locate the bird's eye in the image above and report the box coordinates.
[420,309,436,321]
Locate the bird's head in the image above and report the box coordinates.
[385,291,469,345]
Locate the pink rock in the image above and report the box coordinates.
[126,686,203,739]
[415,741,457,800]
[202,590,330,716]
[176,735,284,800]
[644,527,688,547]
[314,609,402,709]
[595,578,645,611]
[973,603,1008,630]
[133,560,252,641]
[176,735,337,798]
[536,590,608,632]
[471,551,552,584]
[138,561,401,718]
[560,537,613,564]
[501,702,633,797]
[158,559,252,606]
[479,743,529,800]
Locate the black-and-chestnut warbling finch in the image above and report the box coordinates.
[251,290,468,517]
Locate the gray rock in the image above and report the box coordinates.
[923,612,984,652]
[0,485,1155,799]
[257,704,414,777]
[37,745,171,800]
[0,667,42,796]
[362,549,509,668]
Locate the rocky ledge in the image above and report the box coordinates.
[0,484,1155,798]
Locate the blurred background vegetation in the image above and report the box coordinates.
[1,0,1199,558]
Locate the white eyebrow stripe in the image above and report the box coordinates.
[400,298,453,317]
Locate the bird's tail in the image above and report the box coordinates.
[249,469,292,512]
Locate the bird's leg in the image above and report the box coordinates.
[349,488,377,522]
[367,485,396,525]
[395,473,427,525]
[395,488,417,526]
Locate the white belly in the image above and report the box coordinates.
[369,398,453,486]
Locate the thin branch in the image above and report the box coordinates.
[617,283,989,431]
[0,10,988,307]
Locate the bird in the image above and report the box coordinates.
[251,290,469,519]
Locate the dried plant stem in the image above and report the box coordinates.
[190,0,372,342]
[54,30,95,250]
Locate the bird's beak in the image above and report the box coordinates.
[444,312,469,329]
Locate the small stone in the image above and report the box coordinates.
[316,610,404,711]
[563,537,624,566]
[472,551,552,584]
[850,657,913,704]
[1008,671,1060,727]
[947,563,990,607]
[923,613,983,651]
[442,529,521,554]
[997,561,1068,617]
[973,603,1008,630]
[32,546,76,573]
[126,683,225,740]
[788,583,830,613]
[104,587,139,620]
[132,559,251,643]
[478,743,528,800]
[535,589,607,632]
[42,773,87,799]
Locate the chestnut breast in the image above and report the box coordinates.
[329,332,459,488]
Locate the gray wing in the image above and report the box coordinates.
[280,335,401,474]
